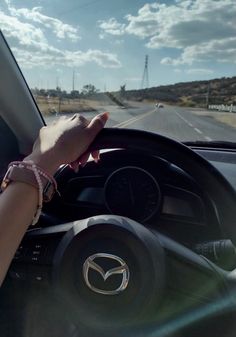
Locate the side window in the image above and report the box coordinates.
[0,117,19,177]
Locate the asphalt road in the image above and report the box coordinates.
[45,102,236,143]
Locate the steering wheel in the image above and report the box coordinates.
[23,128,236,337]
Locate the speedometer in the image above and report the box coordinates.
[104,166,161,222]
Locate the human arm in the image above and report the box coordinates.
[0,112,108,285]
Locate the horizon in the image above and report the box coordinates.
[30,74,236,93]
[1,0,235,92]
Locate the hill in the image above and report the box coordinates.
[122,76,236,108]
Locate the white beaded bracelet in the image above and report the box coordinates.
[1,160,57,226]
[30,163,43,226]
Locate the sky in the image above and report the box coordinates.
[0,0,235,92]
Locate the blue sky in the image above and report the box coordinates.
[0,0,235,92]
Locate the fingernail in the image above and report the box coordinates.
[71,162,80,173]
[98,112,109,125]
[74,165,79,173]
[94,158,100,164]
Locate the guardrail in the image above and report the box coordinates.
[208,104,236,113]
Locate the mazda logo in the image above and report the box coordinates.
[83,253,130,295]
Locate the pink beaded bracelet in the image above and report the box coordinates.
[1,161,58,226]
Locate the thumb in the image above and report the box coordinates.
[87,112,109,137]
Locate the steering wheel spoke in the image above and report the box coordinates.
[154,231,228,302]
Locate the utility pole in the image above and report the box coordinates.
[56,76,60,89]
[141,55,149,89]
[206,82,210,109]
[72,69,75,92]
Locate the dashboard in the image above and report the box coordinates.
[2,144,236,337]
[43,149,221,246]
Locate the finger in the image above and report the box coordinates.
[69,161,80,173]
[91,150,100,163]
[79,115,89,126]
[58,115,68,122]
[87,112,109,138]
[71,114,89,127]
[79,152,90,166]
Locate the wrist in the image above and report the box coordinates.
[23,153,59,176]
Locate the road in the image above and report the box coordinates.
[45,102,236,143]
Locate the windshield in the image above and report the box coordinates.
[1,0,236,143]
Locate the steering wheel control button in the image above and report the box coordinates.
[82,253,129,295]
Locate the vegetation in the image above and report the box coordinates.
[119,76,236,107]
[32,76,236,115]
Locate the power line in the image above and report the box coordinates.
[72,69,75,91]
[206,82,210,108]
[141,55,149,89]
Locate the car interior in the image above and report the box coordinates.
[1,24,236,337]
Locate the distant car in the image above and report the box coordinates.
[155,103,164,108]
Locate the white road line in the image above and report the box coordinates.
[194,128,202,134]
[113,109,156,128]
[174,109,207,138]
[173,109,193,128]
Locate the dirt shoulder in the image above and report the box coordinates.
[190,108,236,128]
[36,97,118,116]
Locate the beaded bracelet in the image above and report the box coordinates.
[2,161,58,226]
[30,162,44,226]
[10,161,57,191]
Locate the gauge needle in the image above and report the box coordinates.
[128,181,135,206]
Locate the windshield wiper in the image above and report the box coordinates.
[184,140,236,150]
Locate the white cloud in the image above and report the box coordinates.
[125,3,163,39]
[98,18,126,37]
[11,47,121,69]
[98,0,236,65]
[185,68,214,75]
[0,10,49,49]
[0,3,121,69]
[163,37,236,65]
[9,6,80,41]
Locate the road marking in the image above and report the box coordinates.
[114,116,139,128]
[113,109,156,128]
[174,109,212,140]
[194,128,202,134]
[173,110,193,128]
[114,107,213,143]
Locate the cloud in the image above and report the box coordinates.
[8,6,80,41]
[0,9,51,50]
[0,3,121,69]
[125,3,162,39]
[185,68,214,75]
[11,47,121,69]
[162,37,236,65]
[98,18,126,37]
[98,0,236,65]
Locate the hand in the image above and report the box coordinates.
[24,112,109,175]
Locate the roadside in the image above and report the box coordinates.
[189,108,236,129]
[35,94,143,117]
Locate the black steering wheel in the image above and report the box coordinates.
[23,128,236,337]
